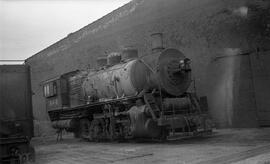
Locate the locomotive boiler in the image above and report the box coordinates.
[44,33,212,141]
[83,47,191,99]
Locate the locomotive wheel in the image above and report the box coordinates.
[19,154,27,164]
[90,119,104,141]
[160,127,169,141]
[73,118,81,138]
[79,119,91,140]
[28,145,35,162]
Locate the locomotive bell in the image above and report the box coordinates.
[107,52,121,66]
[121,48,138,61]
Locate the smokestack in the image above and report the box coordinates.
[151,33,164,53]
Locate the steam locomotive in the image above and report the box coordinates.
[44,33,212,141]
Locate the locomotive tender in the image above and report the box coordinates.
[0,65,35,163]
[44,33,212,141]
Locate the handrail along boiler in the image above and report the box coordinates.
[43,33,212,141]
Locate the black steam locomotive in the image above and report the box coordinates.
[43,33,212,141]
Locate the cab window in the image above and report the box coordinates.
[43,81,57,97]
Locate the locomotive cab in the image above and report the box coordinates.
[43,76,68,112]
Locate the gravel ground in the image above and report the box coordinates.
[31,128,270,164]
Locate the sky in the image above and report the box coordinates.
[0,0,131,62]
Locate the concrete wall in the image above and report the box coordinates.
[25,0,270,136]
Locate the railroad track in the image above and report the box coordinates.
[36,147,153,164]
[198,144,270,164]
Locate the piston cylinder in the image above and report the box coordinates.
[128,105,161,138]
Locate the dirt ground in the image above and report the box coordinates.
[31,128,270,164]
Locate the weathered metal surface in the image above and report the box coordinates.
[0,65,33,138]
[44,71,88,111]
[83,48,192,100]
[82,59,149,99]
[67,71,87,107]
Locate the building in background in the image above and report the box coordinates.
[25,0,270,136]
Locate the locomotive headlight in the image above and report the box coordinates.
[179,60,185,68]
[179,60,184,64]
[178,58,191,72]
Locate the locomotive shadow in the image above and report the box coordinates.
[111,132,217,145]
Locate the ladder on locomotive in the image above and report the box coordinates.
[143,93,159,120]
